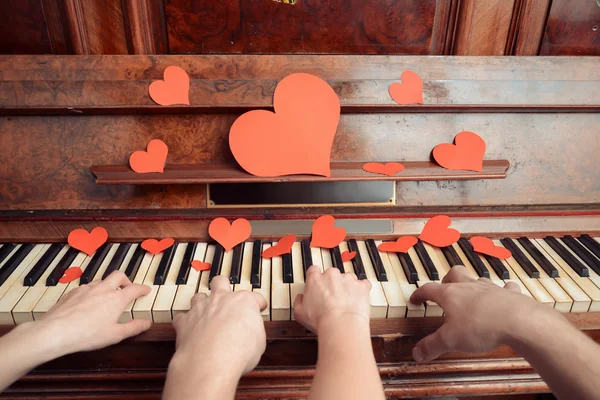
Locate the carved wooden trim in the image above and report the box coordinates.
[40,0,72,54]
[430,0,455,55]
[122,0,168,54]
[511,0,551,55]
[63,0,90,54]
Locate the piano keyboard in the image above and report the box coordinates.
[0,235,599,324]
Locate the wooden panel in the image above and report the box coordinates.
[41,0,72,54]
[540,0,600,55]
[0,0,52,54]
[122,0,168,54]
[511,0,551,55]
[165,0,450,55]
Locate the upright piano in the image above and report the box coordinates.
[0,55,599,399]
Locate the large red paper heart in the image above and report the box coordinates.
[432,131,486,172]
[419,216,460,247]
[141,238,175,254]
[67,227,108,256]
[341,251,356,262]
[229,73,340,177]
[208,218,252,251]
[129,139,168,174]
[362,162,405,177]
[378,237,418,253]
[310,215,346,249]
[470,236,511,259]
[388,70,424,105]
[149,66,190,106]
[191,260,211,272]
[59,267,83,284]
[262,234,296,259]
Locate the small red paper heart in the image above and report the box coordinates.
[388,70,424,105]
[432,131,486,172]
[67,227,108,256]
[362,162,405,177]
[59,267,83,284]
[310,215,346,249]
[141,238,175,254]
[419,215,460,247]
[149,66,190,106]
[208,218,252,251]
[341,250,356,262]
[262,234,296,258]
[470,236,512,259]
[378,237,418,253]
[191,260,211,272]
[129,139,168,174]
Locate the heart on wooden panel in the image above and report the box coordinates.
[362,162,405,177]
[67,227,108,256]
[418,215,460,247]
[208,218,252,252]
[470,236,512,259]
[432,131,486,172]
[388,70,424,105]
[129,139,168,174]
[141,238,175,254]
[149,66,190,106]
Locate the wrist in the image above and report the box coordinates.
[317,312,371,342]
[10,321,64,365]
[503,304,566,350]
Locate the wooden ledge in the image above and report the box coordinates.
[91,161,510,185]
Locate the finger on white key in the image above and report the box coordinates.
[132,252,164,322]
[253,243,272,321]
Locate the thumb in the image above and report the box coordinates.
[114,319,151,341]
[413,324,454,362]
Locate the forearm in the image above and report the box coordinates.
[309,316,385,400]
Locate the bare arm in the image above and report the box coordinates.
[410,265,600,400]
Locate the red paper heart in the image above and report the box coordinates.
[191,260,211,272]
[378,237,418,253]
[419,215,460,247]
[149,66,190,106]
[229,73,340,177]
[59,267,83,284]
[470,236,512,259]
[129,139,168,174]
[141,238,175,254]
[310,215,346,249]
[432,131,486,172]
[208,218,252,251]
[362,162,405,177]
[67,227,108,256]
[262,234,296,258]
[341,250,356,262]
[388,70,424,105]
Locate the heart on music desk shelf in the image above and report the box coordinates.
[388,70,424,105]
[59,267,83,284]
[262,234,296,259]
[149,66,190,106]
[209,218,252,252]
[378,237,418,253]
[362,162,405,177]
[67,227,108,256]
[229,73,341,177]
[341,251,356,262]
[141,238,175,254]
[419,215,460,247]
[310,215,346,249]
[432,131,486,172]
[129,139,168,174]
[470,236,512,259]
[191,260,211,272]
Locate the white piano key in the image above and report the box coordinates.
[450,243,479,279]
[422,242,451,280]
[118,244,139,274]
[91,243,120,282]
[399,284,426,318]
[271,246,290,321]
[235,241,254,292]
[132,252,164,322]
[153,243,188,322]
[119,251,155,323]
[186,243,208,286]
[320,248,333,271]
[416,281,444,317]
[219,247,235,291]
[291,242,304,283]
[311,246,323,272]
[375,244,407,318]
[338,241,356,276]
[555,237,600,290]
[197,245,216,296]
[356,241,388,319]
[254,243,272,321]
[0,245,22,270]
[0,244,46,299]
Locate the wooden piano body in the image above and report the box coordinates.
[0,55,599,399]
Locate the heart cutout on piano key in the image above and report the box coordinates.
[310,215,347,249]
[129,139,168,174]
[470,236,512,259]
[419,215,460,247]
[362,162,405,177]
[208,218,252,252]
[149,66,190,106]
[59,266,82,284]
[141,238,175,254]
[262,234,296,259]
[341,250,356,262]
[388,70,424,105]
[377,237,418,253]
[432,131,486,172]
[67,227,108,256]
[191,260,211,272]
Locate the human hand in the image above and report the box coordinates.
[409,265,555,362]
[293,266,372,334]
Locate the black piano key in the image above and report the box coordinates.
[544,237,589,277]
[47,246,80,286]
[517,237,559,278]
[365,239,387,282]
[153,244,177,285]
[483,254,510,280]
[441,245,462,267]
[24,243,64,286]
[80,243,112,284]
[579,234,600,259]
[347,239,367,280]
[282,252,293,283]
[398,252,419,284]
[458,238,490,278]
[123,245,146,281]
[0,243,17,266]
[250,240,263,288]
[0,243,35,286]
[229,244,244,284]
[500,238,540,279]
[102,243,132,280]
[414,241,439,280]
[562,235,600,275]
[208,245,225,285]
[331,246,345,273]
[301,239,313,277]
[176,242,197,285]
